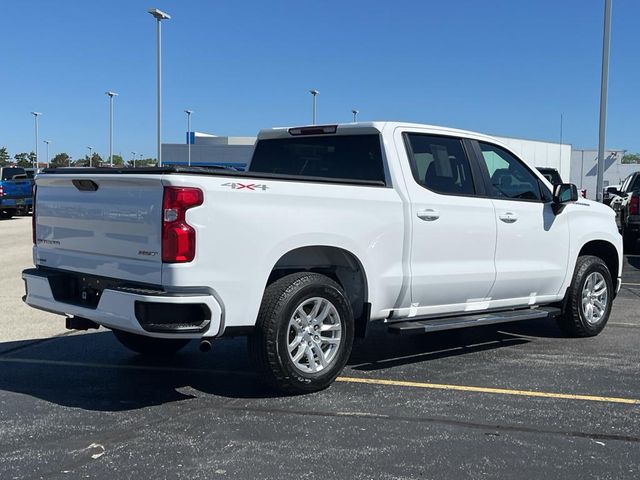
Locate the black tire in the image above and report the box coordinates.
[112,329,190,356]
[247,272,354,394]
[0,210,13,220]
[556,255,613,337]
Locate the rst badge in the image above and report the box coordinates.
[221,182,269,191]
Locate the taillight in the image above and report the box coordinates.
[630,195,639,216]
[0,185,4,196]
[161,186,203,263]
[32,185,37,245]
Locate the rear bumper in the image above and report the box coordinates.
[0,197,32,208]
[22,268,223,339]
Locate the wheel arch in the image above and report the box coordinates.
[268,246,370,337]
[578,240,619,293]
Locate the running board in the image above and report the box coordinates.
[387,307,561,335]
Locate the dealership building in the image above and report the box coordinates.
[161,128,637,199]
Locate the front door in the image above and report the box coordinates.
[476,141,570,304]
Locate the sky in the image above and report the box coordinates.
[1,0,639,162]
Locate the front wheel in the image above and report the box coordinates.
[112,329,191,356]
[0,210,13,220]
[556,255,613,337]
[248,272,354,394]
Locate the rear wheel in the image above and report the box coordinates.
[0,210,13,220]
[248,272,354,394]
[556,255,612,337]
[112,329,190,356]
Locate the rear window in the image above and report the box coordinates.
[249,134,385,183]
[1,168,26,180]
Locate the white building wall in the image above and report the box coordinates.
[570,149,635,199]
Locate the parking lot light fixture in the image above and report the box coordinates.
[309,89,319,125]
[131,151,137,168]
[87,146,93,167]
[148,8,171,167]
[30,112,41,169]
[43,140,50,168]
[105,91,118,167]
[352,109,359,122]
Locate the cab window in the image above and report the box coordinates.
[404,133,475,196]
[478,142,542,201]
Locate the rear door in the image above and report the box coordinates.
[397,130,497,315]
[473,141,570,304]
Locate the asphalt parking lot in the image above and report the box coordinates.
[1,216,639,479]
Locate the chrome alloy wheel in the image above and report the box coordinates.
[581,272,608,324]
[287,297,342,374]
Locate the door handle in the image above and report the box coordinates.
[499,212,518,223]
[417,209,440,221]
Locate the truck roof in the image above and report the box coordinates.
[257,121,509,147]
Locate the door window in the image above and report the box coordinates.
[479,142,542,201]
[404,134,475,196]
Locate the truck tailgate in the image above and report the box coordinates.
[34,174,164,284]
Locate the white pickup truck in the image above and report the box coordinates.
[23,122,622,393]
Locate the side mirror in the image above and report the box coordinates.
[552,183,578,214]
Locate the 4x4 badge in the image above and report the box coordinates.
[221,182,269,191]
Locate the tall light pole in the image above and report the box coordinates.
[131,151,137,168]
[105,91,118,167]
[184,109,193,166]
[596,0,612,203]
[43,140,50,168]
[87,146,93,167]
[309,89,319,125]
[148,8,171,167]
[352,109,359,122]
[30,112,41,169]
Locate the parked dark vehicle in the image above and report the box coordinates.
[613,171,640,252]
[0,167,34,219]
[536,167,563,185]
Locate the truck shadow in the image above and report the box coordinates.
[0,319,564,410]
[348,318,563,371]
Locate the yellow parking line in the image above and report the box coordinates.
[336,376,640,405]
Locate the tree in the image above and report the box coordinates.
[50,153,72,168]
[90,152,103,167]
[14,152,34,168]
[111,154,125,166]
[622,153,640,164]
[0,147,10,166]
